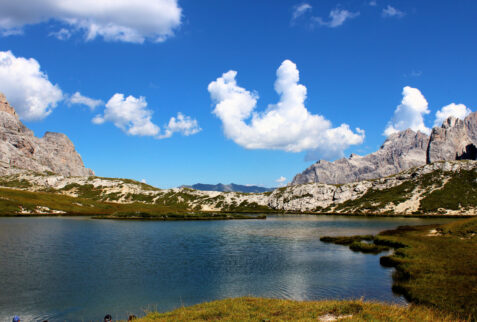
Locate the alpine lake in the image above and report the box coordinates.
[0,215,454,321]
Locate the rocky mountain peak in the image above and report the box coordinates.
[292,112,477,185]
[0,93,18,118]
[0,92,94,177]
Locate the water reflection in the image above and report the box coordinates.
[0,215,452,320]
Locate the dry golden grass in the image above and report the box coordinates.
[136,297,461,321]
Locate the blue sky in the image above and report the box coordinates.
[0,0,476,188]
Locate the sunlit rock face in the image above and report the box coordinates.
[292,112,477,185]
[0,92,94,177]
[428,114,477,163]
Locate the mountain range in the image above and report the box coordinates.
[292,112,477,185]
[0,92,475,217]
[181,183,274,193]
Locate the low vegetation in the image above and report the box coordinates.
[136,297,458,321]
[322,217,477,320]
[95,212,266,220]
[319,235,374,245]
[419,169,477,213]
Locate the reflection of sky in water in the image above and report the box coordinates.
[0,216,452,320]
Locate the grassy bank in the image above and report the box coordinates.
[93,212,266,220]
[322,217,477,320]
[136,297,458,321]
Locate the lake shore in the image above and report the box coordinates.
[133,217,476,321]
[135,297,458,321]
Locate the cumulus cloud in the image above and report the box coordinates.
[93,93,200,139]
[93,94,159,136]
[158,113,201,139]
[314,9,360,28]
[0,0,182,43]
[384,86,431,136]
[292,3,312,21]
[382,5,405,18]
[208,60,365,161]
[0,50,63,121]
[434,103,472,127]
[68,92,103,110]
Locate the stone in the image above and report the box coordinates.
[292,129,429,185]
[292,112,477,185]
[0,92,94,177]
[427,114,477,163]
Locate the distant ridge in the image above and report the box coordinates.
[182,183,274,193]
[292,112,477,185]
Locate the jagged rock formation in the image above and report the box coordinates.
[293,130,429,185]
[0,93,93,177]
[182,183,274,193]
[427,115,477,163]
[293,112,477,185]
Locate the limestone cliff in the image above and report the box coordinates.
[292,112,477,185]
[0,93,93,177]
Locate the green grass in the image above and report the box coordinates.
[94,212,266,221]
[320,235,374,245]
[375,217,477,319]
[0,187,188,216]
[335,181,416,213]
[135,297,459,321]
[319,218,477,319]
[349,241,390,254]
[419,169,477,212]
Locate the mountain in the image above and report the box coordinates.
[0,93,93,177]
[292,112,477,185]
[182,183,274,193]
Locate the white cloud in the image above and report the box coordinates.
[314,9,360,28]
[434,103,472,127]
[292,3,312,21]
[275,176,287,187]
[93,94,159,136]
[369,1,377,6]
[276,176,287,183]
[49,28,72,40]
[382,5,405,18]
[0,0,182,43]
[69,92,103,110]
[384,86,431,136]
[93,93,200,139]
[208,60,365,161]
[0,50,63,121]
[158,112,201,139]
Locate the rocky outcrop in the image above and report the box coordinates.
[2,160,475,216]
[270,160,477,215]
[427,115,477,163]
[293,130,429,185]
[293,112,477,185]
[0,93,93,177]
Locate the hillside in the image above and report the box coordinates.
[0,160,475,216]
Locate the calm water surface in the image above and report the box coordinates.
[0,215,453,321]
